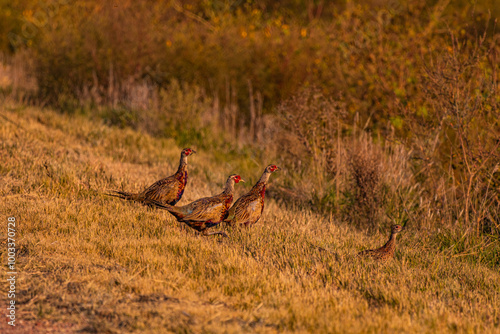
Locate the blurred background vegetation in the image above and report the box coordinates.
[1,0,499,261]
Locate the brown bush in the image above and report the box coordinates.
[347,136,384,229]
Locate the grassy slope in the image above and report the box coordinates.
[1,104,499,333]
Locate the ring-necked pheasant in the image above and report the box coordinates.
[107,148,196,206]
[358,224,404,261]
[224,164,281,227]
[151,174,245,237]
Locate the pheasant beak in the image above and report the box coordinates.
[240,178,246,183]
[191,149,197,155]
[276,166,282,171]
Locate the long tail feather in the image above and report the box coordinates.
[105,190,138,201]
[147,199,186,220]
[147,199,174,210]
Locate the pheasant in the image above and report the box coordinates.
[107,148,196,206]
[358,224,404,261]
[224,164,281,227]
[151,174,245,236]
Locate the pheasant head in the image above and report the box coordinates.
[179,148,196,166]
[229,174,245,184]
[224,174,245,194]
[181,148,196,157]
[258,164,281,183]
[265,164,281,173]
[391,224,404,235]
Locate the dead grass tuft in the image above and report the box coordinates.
[347,135,384,229]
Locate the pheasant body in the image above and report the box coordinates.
[358,225,403,261]
[108,148,195,206]
[225,165,280,227]
[152,174,244,236]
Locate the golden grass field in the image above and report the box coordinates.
[1,104,500,333]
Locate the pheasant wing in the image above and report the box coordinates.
[141,176,180,203]
[179,197,225,223]
[226,193,261,225]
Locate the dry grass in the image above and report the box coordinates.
[1,104,500,333]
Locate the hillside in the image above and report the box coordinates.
[1,104,499,333]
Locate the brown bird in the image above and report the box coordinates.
[107,148,196,206]
[224,164,281,227]
[151,174,244,237]
[358,224,404,261]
